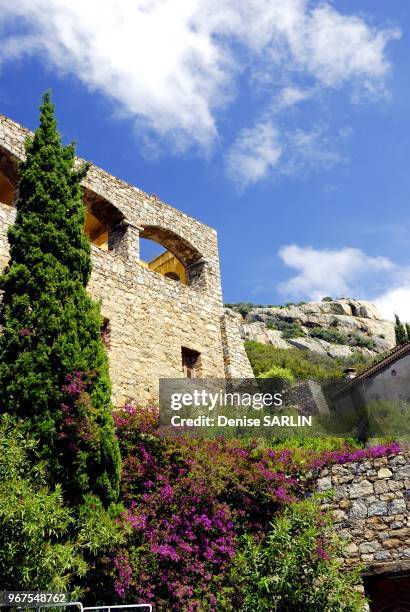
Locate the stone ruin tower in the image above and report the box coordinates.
[0,114,253,405]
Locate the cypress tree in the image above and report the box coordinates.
[394,314,407,346]
[405,323,410,344]
[0,93,120,505]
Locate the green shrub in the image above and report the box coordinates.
[267,320,304,338]
[257,365,294,381]
[395,314,407,346]
[224,497,365,611]
[310,327,347,345]
[0,415,86,590]
[311,326,376,352]
[349,333,375,350]
[322,296,333,302]
[0,415,125,594]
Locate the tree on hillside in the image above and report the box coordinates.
[0,93,120,505]
[394,314,407,346]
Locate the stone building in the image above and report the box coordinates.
[0,114,253,405]
[333,343,410,439]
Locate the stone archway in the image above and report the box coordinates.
[83,187,125,250]
[139,225,205,286]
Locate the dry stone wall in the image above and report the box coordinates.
[0,114,253,404]
[316,452,410,574]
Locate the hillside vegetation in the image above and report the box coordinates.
[245,341,376,380]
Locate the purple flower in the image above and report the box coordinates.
[315,546,330,560]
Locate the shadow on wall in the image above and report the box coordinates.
[0,172,13,206]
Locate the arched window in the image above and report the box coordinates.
[139,237,186,284]
[0,149,121,254]
[84,209,108,249]
[139,226,205,287]
[83,188,124,250]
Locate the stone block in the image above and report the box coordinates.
[317,476,332,491]
[377,468,393,479]
[374,551,392,561]
[368,502,388,516]
[359,541,381,553]
[349,479,373,499]
[389,499,407,515]
[345,542,359,555]
[382,538,402,549]
[374,479,389,494]
[349,500,368,519]
[397,466,410,480]
[332,509,347,522]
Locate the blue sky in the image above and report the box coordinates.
[1,1,410,319]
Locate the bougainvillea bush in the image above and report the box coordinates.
[91,404,387,611]
[107,405,303,610]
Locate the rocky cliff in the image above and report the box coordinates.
[227,299,395,359]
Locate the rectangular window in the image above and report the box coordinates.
[101,317,111,350]
[181,347,201,378]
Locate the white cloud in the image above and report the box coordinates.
[286,127,343,171]
[226,123,342,187]
[277,244,410,322]
[276,86,312,108]
[0,0,400,155]
[374,285,410,322]
[225,122,282,188]
[291,4,399,89]
[278,244,394,301]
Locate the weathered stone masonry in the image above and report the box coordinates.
[316,452,410,574]
[0,114,253,404]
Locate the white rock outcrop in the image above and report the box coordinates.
[231,298,395,359]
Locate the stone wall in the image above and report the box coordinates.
[0,113,253,404]
[316,452,410,574]
[89,246,227,404]
[220,308,254,378]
